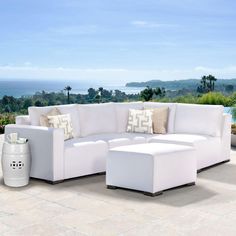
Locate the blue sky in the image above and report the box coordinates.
[0,0,236,84]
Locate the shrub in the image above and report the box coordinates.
[0,113,15,134]
[232,123,236,134]
[198,92,231,106]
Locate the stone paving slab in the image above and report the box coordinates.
[0,134,236,235]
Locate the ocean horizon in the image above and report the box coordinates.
[0,79,145,98]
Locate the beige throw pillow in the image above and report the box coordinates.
[48,114,74,140]
[148,107,169,134]
[39,108,61,127]
[127,109,153,134]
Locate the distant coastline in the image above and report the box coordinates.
[126,78,236,91]
[0,79,145,98]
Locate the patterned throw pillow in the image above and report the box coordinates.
[127,109,153,134]
[47,114,74,140]
[39,108,61,127]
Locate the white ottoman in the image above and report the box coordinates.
[106,143,196,196]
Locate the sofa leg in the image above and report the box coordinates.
[143,191,163,197]
[197,159,230,173]
[107,185,117,190]
[45,180,64,185]
[97,172,106,175]
[186,182,195,187]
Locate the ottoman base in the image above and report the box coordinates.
[107,181,196,197]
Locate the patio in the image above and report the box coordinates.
[0,137,236,236]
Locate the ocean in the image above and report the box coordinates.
[0,80,145,98]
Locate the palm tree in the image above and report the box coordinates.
[200,76,207,91]
[208,74,217,91]
[64,86,72,104]
[98,87,103,103]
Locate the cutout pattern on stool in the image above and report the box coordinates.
[10,161,24,170]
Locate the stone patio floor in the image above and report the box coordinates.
[1,136,236,235]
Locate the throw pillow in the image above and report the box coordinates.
[48,114,74,140]
[151,107,169,134]
[39,108,61,127]
[127,109,153,134]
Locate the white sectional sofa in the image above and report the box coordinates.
[5,102,231,184]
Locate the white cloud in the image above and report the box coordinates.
[23,62,32,66]
[194,66,236,77]
[131,21,178,28]
[0,65,235,84]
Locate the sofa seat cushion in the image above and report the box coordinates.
[64,140,108,179]
[148,134,209,146]
[65,133,156,149]
[148,133,222,169]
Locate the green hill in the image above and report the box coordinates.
[126,79,236,91]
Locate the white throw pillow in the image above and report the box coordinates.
[127,109,153,134]
[48,114,74,140]
[39,108,61,127]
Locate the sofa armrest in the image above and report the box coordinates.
[5,124,65,181]
[221,113,232,161]
[15,115,31,125]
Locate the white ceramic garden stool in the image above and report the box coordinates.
[1,141,31,187]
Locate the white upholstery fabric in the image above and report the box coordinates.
[114,102,143,133]
[28,104,80,137]
[64,140,108,179]
[149,134,222,169]
[78,103,117,137]
[5,124,64,181]
[12,102,231,182]
[148,133,210,146]
[16,115,31,125]
[221,113,232,162]
[65,133,153,149]
[174,104,223,137]
[143,102,176,133]
[106,143,196,193]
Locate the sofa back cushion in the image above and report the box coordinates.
[114,102,144,133]
[28,104,80,137]
[174,103,223,137]
[143,102,176,133]
[78,103,117,137]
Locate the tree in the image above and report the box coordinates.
[34,100,44,107]
[207,74,217,91]
[64,86,72,104]
[225,84,234,93]
[153,87,166,98]
[140,86,154,101]
[198,75,217,93]
[23,98,33,110]
[88,88,97,101]
[200,75,207,91]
